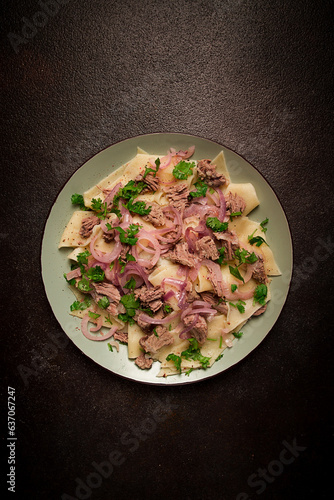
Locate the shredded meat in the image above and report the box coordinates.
[164,183,190,213]
[251,255,267,283]
[225,192,246,216]
[184,314,208,344]
[119,245,130,261]
[165,242,197,268]
[213,230,239,260]
[139,325,174,354]
[135,172,159,192]
[195,236,220,261]
[106,303,118,316]
[103,230,115,243]
[187,289,201,303]
[79,215,100,238]
[197,159,226,187]
[114,332,128,343]
[134,285,164,313]
[206,270,224,297]
[200,291,228,315]
[92,283,120,304]
[252,304,267,316]
[142,202,166,227]
[135,353,153,370]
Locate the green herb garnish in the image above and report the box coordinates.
[124,277,136,290]
[114,224,140,245]
[233,331,243,339]
[229,300,246,314]
[86,265,105,282]
[88,311,100,320]
[70,298,91,311]
[231,284,238,293]
[229,265,244,283]
[253,284,268,306]
[118,293,140,325]
[166,353,182,372]
[98,296,110,309]
[181,338,211,369]
[71,193,88,210]
[172,160,195,180]
[91,198,108,219]
[206,217,228,232]
[260,218,269,233]
[189,179,209,199]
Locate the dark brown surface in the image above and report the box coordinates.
[1,1,333,499]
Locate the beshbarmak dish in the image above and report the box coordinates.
[59,146,280,377]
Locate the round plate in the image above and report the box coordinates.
[41,133,293,385]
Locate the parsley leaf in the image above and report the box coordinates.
[215,353,224,362]
[88,311,100,320]
[98,296,110,309]
[86,265,105,282]
[107,343,113,352]
[163,304,173,314]
[216,246,226,265]
[114,224,140,245]
[64,273,76,286]
[248,235,269,247]
[143,158,160,179]
[229,300,246,314]
[118,293,140,325]
[181,338,211,369]
[234,248,258,264]
[70,298,91,311]
[229,211,242,221]
[229,265,245,283]
[77,250,91,270]
[231,284,238,293]
[153,327,159,338]
[166,353,182,372]
[91,198,108,219]
[77,276,93,292]
[126,199,151,216]
[124,277,136,290]
[206,217,228,232]
[189,179,208,199]
[253,284,268,306]
[260,218,269,233]
[71,193,88,210]
[172,160,195,180]
[233,331,243,339]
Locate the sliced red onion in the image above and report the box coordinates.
[103,182,122,206]
[173,146,195,159]
[136,230,161,266]
[122,261,151,288]
[188,261,201,282]
[81,315,118,341]
[89,234,122,264]
[90,314,104,332]
[163,290,176,301]
[162,277,188,290]
[181,305,217,320]
[159,152,172,170]
[137,311,180,325]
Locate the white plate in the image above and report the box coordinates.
[41,133,293,385]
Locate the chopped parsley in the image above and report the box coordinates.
[189,179,209,199]
[229,300,246,314]
[166,353,182,372]
[231,284,238,293]
[124,277,136,290]
[185,368,194,376]
[70,298,91,311]
[248,230,269,247]
[86,265,105,282]
[77,250,91,270]
[233,331,243,339]
[88,311,100,320]
[77,276,93,292]
[163,304,173,314]
[98,296,110,309]
[107,343,113,352]
[153,328,159,338]
[253,284,268,306]
[215,353,224,362]
[91,198,108,219]
[114,224,140,245]
[118,293,140,325]
[206,217,228,232]
[71,193,88,210]
[216,246,226,265]
[234,248,258,265]
[219,336,223,348]
[118,252,136,273]
[229,265,245,283]
[229,211,242,221]
[260,217,269,233]
[181,338,211,369]
[172,160,195,180]
[143,158,160,179]
[126,198,151,216]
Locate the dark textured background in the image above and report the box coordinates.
[1,0,333,499]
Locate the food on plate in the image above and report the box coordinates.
[59,146,280,377]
